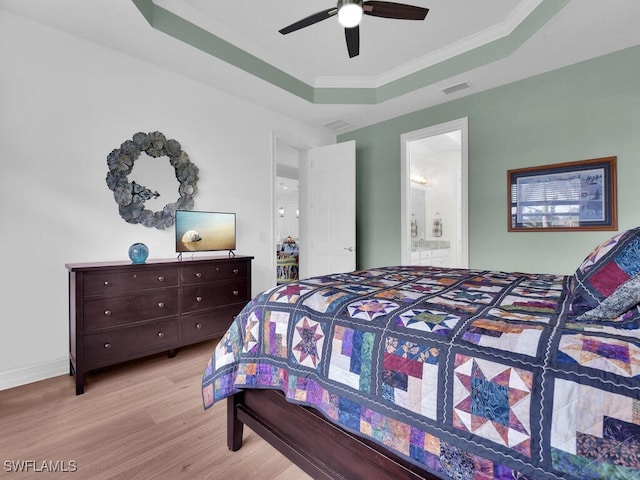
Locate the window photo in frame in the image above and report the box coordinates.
[508,157,617,232]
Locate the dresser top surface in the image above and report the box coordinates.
[66,255,253,272]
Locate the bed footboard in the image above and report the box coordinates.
[227,389,438,480]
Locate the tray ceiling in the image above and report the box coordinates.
[2,0,640,133]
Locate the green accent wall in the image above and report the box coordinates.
[340,45,640,275]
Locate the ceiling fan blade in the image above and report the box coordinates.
[279,8,338,35]
[345,26,360,58]
[363,1,428,20]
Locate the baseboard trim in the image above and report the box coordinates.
[0,358,69,391]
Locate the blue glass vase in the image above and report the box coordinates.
[128,243,149,264]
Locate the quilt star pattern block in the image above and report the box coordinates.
[453,354,533,457]
[291,315,325,369]
[395,307,462,335]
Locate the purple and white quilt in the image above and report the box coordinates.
[202,266,640,479]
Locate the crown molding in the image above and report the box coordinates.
[132,0,569,105]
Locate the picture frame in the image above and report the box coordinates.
[508,156,617,232]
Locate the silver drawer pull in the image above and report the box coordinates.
[104,281,110,286]
[158,302,165,308]
[157,331,165,338]
[233,269,239,274]
[195,272,202,278]
[104,310,112,316]
[195,323,202,329]
[233,290,239,296]
[104,343,112,349]
[157,276,165,282]
[196,296,203,302]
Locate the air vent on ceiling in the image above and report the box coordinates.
[323,120,353,133]
[442,81,471,95]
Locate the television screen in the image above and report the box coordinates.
[175,210,236,253]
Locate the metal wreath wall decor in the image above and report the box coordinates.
[105,131,199,230]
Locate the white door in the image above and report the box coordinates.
[299,141,356,279]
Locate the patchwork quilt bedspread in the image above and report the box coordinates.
[202,266,640,480]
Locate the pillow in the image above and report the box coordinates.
[577,274,640,321]
[571,226,640,317]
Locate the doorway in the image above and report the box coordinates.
[274,138,302,285]
[273,136,356,284]
[400,118,469,268]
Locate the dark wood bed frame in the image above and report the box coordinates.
[227,389,441,480]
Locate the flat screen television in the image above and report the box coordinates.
[175,210,236,254]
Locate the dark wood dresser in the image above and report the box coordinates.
[66,255,253,394]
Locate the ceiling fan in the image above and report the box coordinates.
[279,0,429,58]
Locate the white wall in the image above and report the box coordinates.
[0,10,334,389]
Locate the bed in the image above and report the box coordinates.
[202,228,640,480]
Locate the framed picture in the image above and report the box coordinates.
[508,156,617,232]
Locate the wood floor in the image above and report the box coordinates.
[0,341,312,480]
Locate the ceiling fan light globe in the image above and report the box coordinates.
[337,3,363,28]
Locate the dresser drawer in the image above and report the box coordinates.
[181,262,248,285]
[180,306,243,344]
[83,269,179,296]
[84,290,179,332]
[182,280,248,312]
[84,319,178,369]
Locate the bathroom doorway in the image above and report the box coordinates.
[400,118,468,268]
